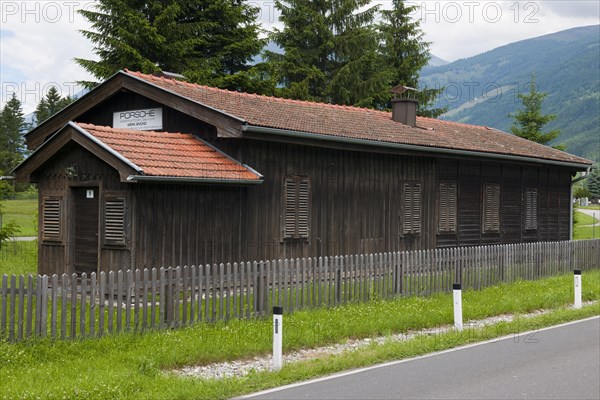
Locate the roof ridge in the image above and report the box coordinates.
[123,70,393,116]
[75,121,193,138]
[416,116,490,130]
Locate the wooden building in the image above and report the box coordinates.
[13,71,593,276]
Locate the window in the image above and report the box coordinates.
[42,196,62,242]
[524,188,538,230]
[483,184,500,232]
[283,175,310,239]
[103,196,128,246]
[403,182,421,234]
[438,182,457,233]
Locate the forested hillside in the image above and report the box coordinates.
[420,25,600,161]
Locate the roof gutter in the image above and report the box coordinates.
[572,166,592,183]
[242,125,592,170]
[126,175,263,185]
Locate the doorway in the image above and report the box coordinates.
[70,186,99,274]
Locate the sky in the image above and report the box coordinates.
[1,0,599,114]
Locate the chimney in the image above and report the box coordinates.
[390,85,418,127]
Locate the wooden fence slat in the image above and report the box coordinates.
[134,269,141,331]
[18,275,26,340]
[151,268,157,328]
[90,273,96,337]
[9,275,16,340]
[80,273,87,337]
[70,273,77,339]
[99,272,105,337]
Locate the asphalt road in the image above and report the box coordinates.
[242,317,600,400]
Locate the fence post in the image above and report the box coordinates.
[272,306,283,371]
[453,283,463,331]
[574,270,582,309]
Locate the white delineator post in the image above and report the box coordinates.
[574,270,582,309]
[273,306,283,371]
[453,283,463,331]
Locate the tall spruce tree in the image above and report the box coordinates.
[34,86,74,125]
[0,94,26,175]
[76,0,264,90]
[267,0,388,105]
[510,75,561,146]
[377,0,445,116]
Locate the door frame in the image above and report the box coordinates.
[67,181,102,275]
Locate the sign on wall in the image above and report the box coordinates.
[113,108,163,131]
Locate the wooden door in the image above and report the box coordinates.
[71,187,99,274]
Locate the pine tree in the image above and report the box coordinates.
[376,0,445,116]
[586,166,600,198]
[34,86,74,125]
[510,75,560,146]
[76,0,264,90]
[267,0,387,105]
[0,94,26,175]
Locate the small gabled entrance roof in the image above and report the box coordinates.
[14,122,263,184]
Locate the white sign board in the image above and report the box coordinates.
[113,108,163,131]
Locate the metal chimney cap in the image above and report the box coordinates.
[389,85,418,96]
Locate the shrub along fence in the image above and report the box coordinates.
[1,239,599,342]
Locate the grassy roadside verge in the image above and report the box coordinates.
[1,270,599,399]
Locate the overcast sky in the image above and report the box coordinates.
[1,0,599,113]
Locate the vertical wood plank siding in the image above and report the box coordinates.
[33,93,578,274]
[2,239,598,342]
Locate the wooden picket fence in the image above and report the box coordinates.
[1,239,599,341]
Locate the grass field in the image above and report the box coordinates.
[0,240,37,275]
[573,210,600,239]
[0,199,37,237]
[0,270,598,399]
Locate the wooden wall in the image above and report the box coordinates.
[35,143,130,275]
[435,158,571,249]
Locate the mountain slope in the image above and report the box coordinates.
[420,25,600,162]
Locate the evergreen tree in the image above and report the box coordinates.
[267,0,387,105]
[0,94,26,175]
[34,86,74,124]
[76,0,264,91]
[376,0,445,116]
[510,75,560,146]
[586,166,600,198]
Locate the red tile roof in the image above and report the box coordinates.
[75,122,262,181]
[124,70,592,166]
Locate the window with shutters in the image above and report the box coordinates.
[482,184,500,232]
[282,175,310,240]
[103,196,128,247]
[402,182,422,235]
[524,188,538,230]
[42,196,63,242]
[438,182,457,233]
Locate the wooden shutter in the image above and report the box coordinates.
[283,176,310,239]
[483,184,500,232]
[104,196,127,246]
[525,188,538,230]
[42,196,62,242]
[403,182,421,234]
[438,182,457,233]
[296,178,310,238]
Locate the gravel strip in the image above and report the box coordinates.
[174,302,596,380]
